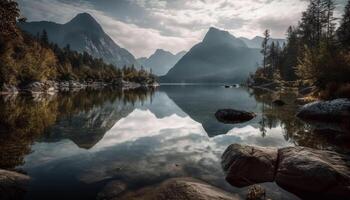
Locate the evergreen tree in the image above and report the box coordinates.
[261,29,270,71]
[40,29,49,45]
[337,0,350,50]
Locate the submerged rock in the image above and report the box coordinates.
[0,169,30,200]
[222,144,350,199]
[215,109,256,124]
[296,98,350,122]
[117,177,241,200]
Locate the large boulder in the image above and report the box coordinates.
[222,144,350,199]
[221,144,278,187]
[116,178,241,200]
[215,109,256,124]
[0,169,30,200]
[296,98,350,122]
[276,147,350,198]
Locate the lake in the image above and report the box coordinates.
[0,85,345,199]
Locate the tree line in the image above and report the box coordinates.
[0,0,155,89]
[250,0,350,99]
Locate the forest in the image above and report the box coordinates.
[250,0,350,99]
[0,0,156,90]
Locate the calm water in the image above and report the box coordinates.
[0,85,347,199]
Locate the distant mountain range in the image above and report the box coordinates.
[137,49,186,76]
[160,27,263,83]
[18,13,137,68]
[240,36,286,49]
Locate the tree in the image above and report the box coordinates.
[261,29,270,71]
[323,0,336,41]
[0,0,20,38]
[40,29,49,45]
[338,0,350,50]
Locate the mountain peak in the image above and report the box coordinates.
[67,13,100,27]
[203,27,246,48]
[155,49,170,54]
[65,12,104,35]
[71,13,95,22]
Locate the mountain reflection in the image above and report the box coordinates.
[0,88,155,169]
[1,85,347,173]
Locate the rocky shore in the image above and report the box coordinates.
[222,144,350,199]
[0,79,159,95]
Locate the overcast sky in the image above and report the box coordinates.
[17,0,348,57]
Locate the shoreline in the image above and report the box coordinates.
[0,80,159,95]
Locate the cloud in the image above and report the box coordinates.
[17,0,348,57]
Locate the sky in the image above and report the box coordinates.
[17,0,348,57]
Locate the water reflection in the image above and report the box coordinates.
[0,85,346,199]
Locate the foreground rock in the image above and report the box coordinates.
[116,178,241,200]
[97,180,127,200]
[222,144,350,199]
[215,109,256,124]
[0,169,30,200]
[296,98,350,122]
[221,144,277,187]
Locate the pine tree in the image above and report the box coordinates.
[40,29,49,45]
[338,0,350,50]
[323,0,336,41]
[261,29,270,72]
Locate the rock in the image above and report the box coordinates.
[295,97,316,105]
[222,144,350,199]
[117,177,241,200]
[299,86,316,96]
[272,99,286,106]
[296,98,350,122]
[246,185,266,200]
[0,84,18,94]
[0,169,30,200]
[221,144,278,187]
[215,109,256,124]
[233,84,240,88]
[97,180,127,200]
[276,147,350,198]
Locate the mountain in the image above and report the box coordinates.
[160,27,262,83]
[18,13,137,68]
[240,36,286,49]
[137,49,186,76]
